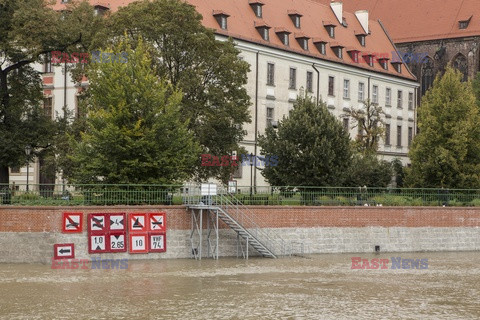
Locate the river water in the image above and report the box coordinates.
[1,252,479,319]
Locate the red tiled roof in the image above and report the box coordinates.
[51,0,416,81]
[314,0,480,43]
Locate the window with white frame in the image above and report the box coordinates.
[386,88,392,106]
[343,79,350,99]
[289,68,296,89]
[372,85,378,104]
[358,82,365,101]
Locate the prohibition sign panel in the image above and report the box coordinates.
[109,233,127,253]
[148,212,166,232]
[62,212,83,233]
[88,213,107,233]
[128,213,147,233]
[108,213,126,232]
[53,243,75,259]
[88,234,109,254]
[129,233,148,254]
[148,232,166,253]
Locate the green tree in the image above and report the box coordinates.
[0,0,104,184]
[345,154,393,188]
[406,67,480,188]
[107,0,251,182]
[67,39,200,184]
[258,95,352,187]
[343,99,385,154]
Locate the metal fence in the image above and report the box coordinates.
[0,183,479,207]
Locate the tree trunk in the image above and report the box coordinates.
[0,165,9,185]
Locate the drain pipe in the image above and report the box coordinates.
[312,64,320,105]
[253,51,259,192]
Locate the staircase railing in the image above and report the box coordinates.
[183,185,290,256]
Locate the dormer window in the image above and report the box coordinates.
[250,1,264,18]
[313,40,327,55]
[94,5,108,16]
[459,16,472,29]
[324,22,336,38]
[213,11,229,30]
[331,44,344,59]
[392,61,402,73]
[295,34,310,51]
[363,54,374,67]
[379,58,389,70]
[255,22,271,41]
[275,28,291,46]
[347,49,360,63]
[288,10,302,29]
[356,34,366,46]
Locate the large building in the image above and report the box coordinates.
[10,0,419,189]
[315,0,480,103]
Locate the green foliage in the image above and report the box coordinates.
[406,67,480,188]
[107,0,251,182]
[258,95,352,186]
[343,99,385,154]
[345,153,393,187]
[0,0,104,183]
[391,158,405,188]
[67,38,200,184]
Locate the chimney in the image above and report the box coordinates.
[355,10,369,34]
[330,2,343,24]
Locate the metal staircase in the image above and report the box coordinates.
[184,185,288,259]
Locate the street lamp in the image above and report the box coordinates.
[24,145,32,192]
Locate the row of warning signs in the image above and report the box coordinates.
[62,212,166,233]
[55,232,166,259]
[88,232,166,254]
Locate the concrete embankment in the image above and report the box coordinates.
[0,206,479,263]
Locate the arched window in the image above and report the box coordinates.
[452,53,468,81]
[421,57,434,96]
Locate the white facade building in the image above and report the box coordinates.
[9,0,419,190]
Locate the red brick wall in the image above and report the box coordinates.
[0,206,479,232]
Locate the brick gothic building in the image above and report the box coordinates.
[317,0,480,104]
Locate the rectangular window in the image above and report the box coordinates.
[372,85,378,104]
[10,166,20,174]
[233,164,242,178]
[408,92,414,110]
[385,124,391,145]
[220,16,227,30]
[397,90,403,108]
[358,82,365,102]
[408,126,413,147]
[343,79,350,99]
[397,125,402,147]
[267,63,275,86]
[386,88,392,106]
[263,28,269,41]
[44,53,52,73]
[255,5,262,18]
[43,97,53,118]
[328,76,334,96]
[266,107,274,127]
[289,68,296,89]
[343,118,349,132]
[306,71,313,93]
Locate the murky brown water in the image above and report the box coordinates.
[1,252,480,319]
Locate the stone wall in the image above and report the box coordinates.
[0,205,479,263]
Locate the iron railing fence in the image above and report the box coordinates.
[0,183,479,207]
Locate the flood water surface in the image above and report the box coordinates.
[1,252,480,319]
